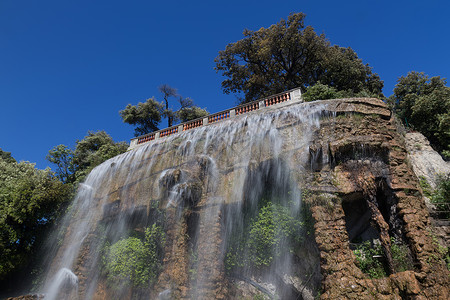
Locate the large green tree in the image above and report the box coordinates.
[0,156,70,281]
[390,71,450,156]
[215,12,383,103]
[47,131,128,184]
[119,98,164,137]
[120,85,208,136]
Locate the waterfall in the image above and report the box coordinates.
[42,101,327,299]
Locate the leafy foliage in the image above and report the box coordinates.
[0,148,16,164]
[303,82,381,102]
[0,157,70,280]
[430,174,450,219]
[226,202,303,270]
[46,145,76,184]
[119,98,164,136]
[215,12,383,103]
[303,83,340,102]
[120,85,209,136]
[176,97,209,123]
[390,71,450,155]
[353,241,387,278]
[353,238,413,278]
[102,224,165,288]
[418,176,432,198]
[390,238,414,273]
[247,204,303,266]
[47,131,128,184]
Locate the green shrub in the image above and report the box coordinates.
[303,83,379,102]
[354,238,413,278]
[353,241,387,279]
[303,83,340,102]
[391,238,414,272]
[103,224,165,288]
[419,176,432,198]
[247,204,303,266]
[226,203,303,269]
[431,174,450,218]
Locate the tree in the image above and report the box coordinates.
[0,148,15,164]
[215,12,383,103]
[47,131,128,184]
[72,131,128,178]
[120,85,209,136]
[176,97,209,122]
[46,145,75,184]
[119,98,164,137]
[0,156,70,281]
[158,84,178,128]
[390,71,450,156]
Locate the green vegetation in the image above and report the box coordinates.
[303,83,380,102]
[102,224,165,288]
[47,130,128,184]
[353,241,386,279]
[389,71,450,158]
[247,204,303,266]
[430,174,450,219]
[428,231,450,270]
[353,238,413,279]
[215,13,383,103]
[120,84,208,136]
[0,154,71,280]
[419,174,450,219]
[419,176,433,198]
[226,202,303,270]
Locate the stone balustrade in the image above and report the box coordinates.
[129,87,302,149]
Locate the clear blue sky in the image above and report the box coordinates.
[1,0,449,170]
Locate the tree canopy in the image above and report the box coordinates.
[120,85,208,136]
[389,71,450,157]
[47,130,128,184]
[0,155,70,281]
[119,98,164,137]
[215,12,383,103]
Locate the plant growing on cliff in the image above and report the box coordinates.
[225,202,303,270]
[353,241,387,279]
[430,174,450,219]
[353,238,413,278]
[102,224,165,288]
[390,238,414,272]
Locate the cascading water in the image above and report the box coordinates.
[41,101,328,299]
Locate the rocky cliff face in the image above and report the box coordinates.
[36,98,449,300]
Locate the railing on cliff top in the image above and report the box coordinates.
[129,87,303,149]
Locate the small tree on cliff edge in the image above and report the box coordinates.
[120,85,208,136]
[215,12,384,103]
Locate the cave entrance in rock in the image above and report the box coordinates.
[342,193,380,245]
[342,176,414,278]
